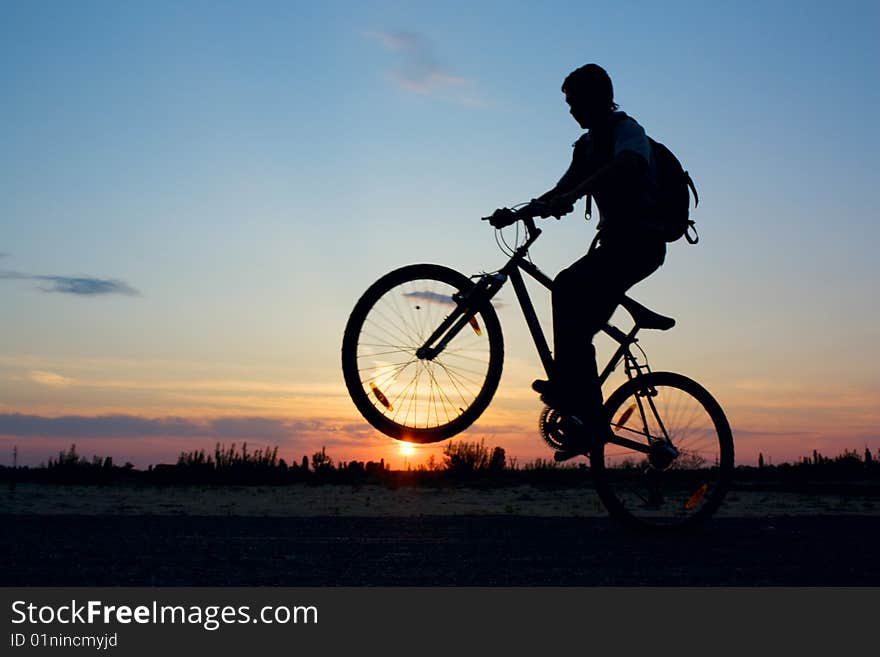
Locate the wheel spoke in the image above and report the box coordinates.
[343,268,501,439]
[592,373,733,529]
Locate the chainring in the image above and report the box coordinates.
[538,405,574,451]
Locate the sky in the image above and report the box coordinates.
[1,0,878,469]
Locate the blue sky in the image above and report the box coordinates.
[1,1,878,467]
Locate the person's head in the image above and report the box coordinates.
[561,63,618,129]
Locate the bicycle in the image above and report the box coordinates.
[341,204,734,529]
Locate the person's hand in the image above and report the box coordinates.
[488,207,518,228]
[541,194,576,219]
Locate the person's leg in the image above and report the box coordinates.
[550,238,665,428]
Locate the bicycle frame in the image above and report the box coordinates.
[415,218,663,456]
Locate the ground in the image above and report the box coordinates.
[2,483,878,585]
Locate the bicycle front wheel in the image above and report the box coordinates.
[591,371,734,530]
[341,264,504,443]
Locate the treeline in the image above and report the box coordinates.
[2,441,879,488]
[0,440,591,487]
[735,448,880,492]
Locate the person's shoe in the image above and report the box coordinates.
[553,446,587,462]
[531,378,553,400]
[552,416,618,462]
[533,379,612,461]
[532,379,574,414]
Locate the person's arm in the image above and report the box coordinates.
[522,143,590,216]
[556,149,647,205]
[548,117,652,213]
[489,150,585,226]
[536,151,644,219]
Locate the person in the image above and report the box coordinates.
[489,63,666,461]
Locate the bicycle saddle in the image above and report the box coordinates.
[620,296,676,331]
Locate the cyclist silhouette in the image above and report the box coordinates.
[490,64,666,461]
[343,64,731,522]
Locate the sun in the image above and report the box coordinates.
[399,443,415,457]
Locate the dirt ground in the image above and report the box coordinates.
[2,512,878,586]
[3,482,878,518]
[3,483,878,585]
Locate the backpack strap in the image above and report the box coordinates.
[685,171,699,208]
[584,113,629,223]
[684,171,699,244]
[685,220,699,245]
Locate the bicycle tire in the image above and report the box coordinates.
[591,371,734,530]
[342,264,504,443]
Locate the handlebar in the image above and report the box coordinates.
[480,202,543,248]
[480,199,553,235]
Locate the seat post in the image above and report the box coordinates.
[598,322,641,386]
[602,322,633,345]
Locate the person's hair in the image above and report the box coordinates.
[561,64,619,111]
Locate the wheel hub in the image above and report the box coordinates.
[648,439,679,470]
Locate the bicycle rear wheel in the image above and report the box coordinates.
[591,371,734,530]
[341,264,504,443]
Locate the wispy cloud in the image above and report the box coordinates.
[403,290,455,306]
[0,271,139,296]
[402,289,507,310]
[29,371,75,388]
[364,29,485,107]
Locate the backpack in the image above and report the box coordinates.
[585,116,700,244]
[648,138,700,244]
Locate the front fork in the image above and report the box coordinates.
[618,353,679,467]
[414,272,505,361]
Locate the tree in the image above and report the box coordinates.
[442,439,490,474]
[489,446,506,473]
[311,447,333,472]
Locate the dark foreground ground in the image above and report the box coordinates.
[2,514,878,586]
